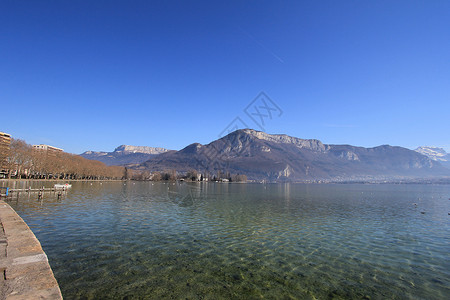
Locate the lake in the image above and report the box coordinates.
[4,181,450,299]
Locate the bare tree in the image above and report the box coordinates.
[7,139,33,178]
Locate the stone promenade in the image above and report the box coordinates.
[0,199,62,299]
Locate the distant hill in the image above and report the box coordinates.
[81,145,171,166]
[415,146,450,168]
[139,129,449,182]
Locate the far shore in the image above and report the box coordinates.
[2,178,450,185]
[0,178,125,182]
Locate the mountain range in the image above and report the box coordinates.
[136,129,449,182]
[80,145,170,166]
[79,130,449,182]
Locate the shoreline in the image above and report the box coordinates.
[1,178,450,185]
[0,200,62,299]
[0,179,124,183]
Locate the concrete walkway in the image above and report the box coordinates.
[0,200,62,299]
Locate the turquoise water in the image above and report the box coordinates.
[5,181,450,299]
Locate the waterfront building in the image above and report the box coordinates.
[32,144,64,155]
[0,132,11,170]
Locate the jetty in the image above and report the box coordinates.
[1,186,69,199]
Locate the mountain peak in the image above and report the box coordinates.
[114,145,169,155]
[81,145,171,166]
[415,146,449,162]
[179,143,202,154]
[224,129,328,152]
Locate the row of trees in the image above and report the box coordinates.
[2,139,124,180]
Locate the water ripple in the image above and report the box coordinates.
[6,181,450,299]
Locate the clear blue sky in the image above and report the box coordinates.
[2,0,449,154]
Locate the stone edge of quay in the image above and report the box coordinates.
[0,199,63,300]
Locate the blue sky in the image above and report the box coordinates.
[1,0,449,153]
